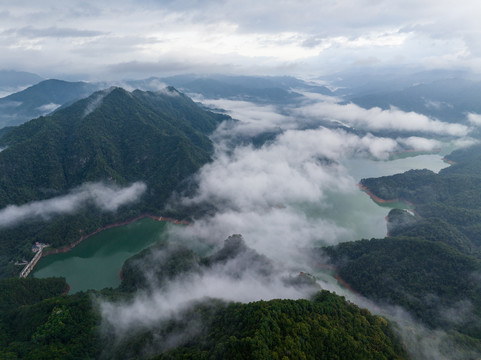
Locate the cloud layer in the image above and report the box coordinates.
[99,90,477,357]
[296,100,469,136]
[2,1,481,78]
[0,182,146,228]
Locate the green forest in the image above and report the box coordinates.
[0,87,229,278]
[4,83,481,358]
[0,237,406,359]
[323,145,481,355]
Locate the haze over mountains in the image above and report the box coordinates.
[4,0,481,358]
[0,70,44,97]
[0,79,100,129]
[2,67,481,358]
[0,74,334,129]
[0,85,227,277]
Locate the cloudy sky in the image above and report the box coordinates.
[1,0,481,79]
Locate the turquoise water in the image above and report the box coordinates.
[33,154,449,293]
[34,218,169,293]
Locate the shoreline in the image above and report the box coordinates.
[42,214,189,258]
[357,184,399,204]
[334,273,361,296]
[311,260,361,296]
[389,148,441,156]
[442,157,456,165]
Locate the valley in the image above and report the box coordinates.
[31,153,448,293]
[3,2,481,358]
[0,72,480,359]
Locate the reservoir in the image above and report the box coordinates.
[34,218,169,293]
[335,154,449,241]
[33,153,449,293]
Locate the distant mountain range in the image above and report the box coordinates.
[0,74,333,129]
[349,77,481,122]
[158,74,332,101]
[0,70,44,97]
[323,67,473,97]
[0,79,100,129]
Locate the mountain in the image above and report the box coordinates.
[324,237,481,346]
[0,239,407,359]
[321,145,481,355]
[0,79,100,129]
[349,77,481,123]
[128,75,332,104]
[0,87,228,277]
[0,70,44,97]
[129,292,405,359]
[322,67,472,97]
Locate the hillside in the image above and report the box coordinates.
[0,79,99,129]
[360,152,481,248]
[0,87,228,277]
[322,145,481,356]
[0,238,407,359]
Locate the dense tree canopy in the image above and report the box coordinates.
[0,87,228,278]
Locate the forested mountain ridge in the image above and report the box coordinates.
[0,237,407,359]
[359,151,481,249]
[0,87,225,207]
[0,87,228,277]
[323,146,481,356]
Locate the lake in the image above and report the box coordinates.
[34,153,449,293]
[34,218,170,293]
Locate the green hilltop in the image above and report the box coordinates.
[0,237,407,359]
[0,86,228,277]
[322,145,481,356]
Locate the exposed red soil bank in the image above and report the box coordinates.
[357,184,399,204]
[42,214,189,257]
[311,261,361,296]
[334,273,360,296]
[63,284,71,296]
[442,158,456,165]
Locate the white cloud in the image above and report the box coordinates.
[0,182,146,228]
[452,137,479,148]
[2,1,481,77]
[167,126,405,268]
[83,87,114,117]
[296,100,469,136]
[101,262,312,335]
[97,84,478,356]
[200,98,294,137]
[181,127,398,212]
[36,102,60,113]
[396,136,442,151]
[467,112,481,126]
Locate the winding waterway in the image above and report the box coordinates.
[33,153,449,293]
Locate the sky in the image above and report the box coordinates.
[1,0,481,80]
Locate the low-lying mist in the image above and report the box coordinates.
[0,181,146,229]
[100,93,477,358]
